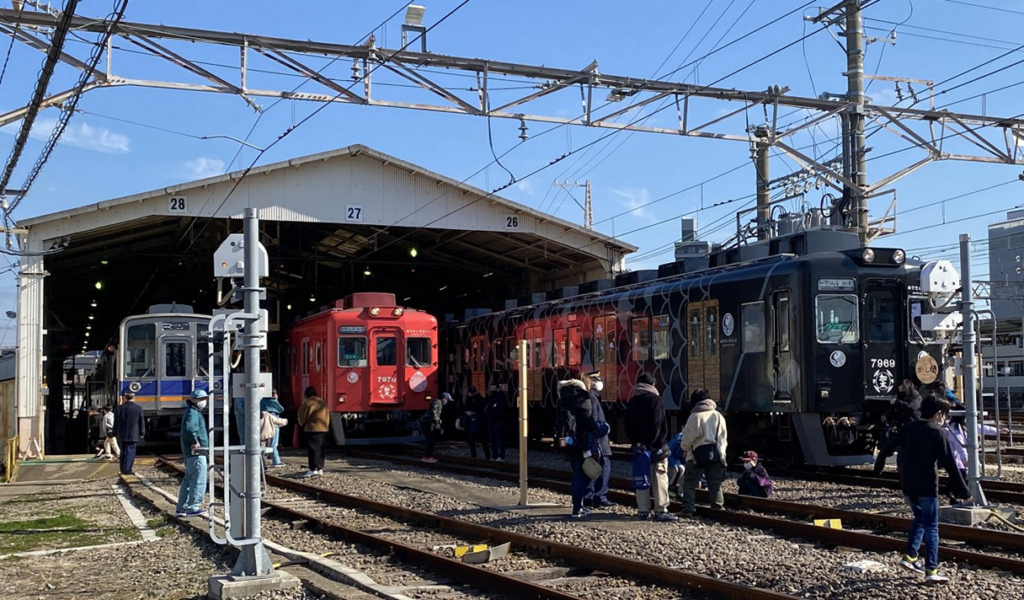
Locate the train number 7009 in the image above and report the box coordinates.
[870,358,896,368]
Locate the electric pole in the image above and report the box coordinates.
[753,127,771,240]
[554,180,593,230]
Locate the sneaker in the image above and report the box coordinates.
[494,457,504,462]
[569,512,586,519]
[94,450,106,458]
[597,499,618,508]
[637,512,650,521]
[184,509,207,517]
[175,511,187,517]
[654,512,679,522]
[924,569,949,583]
[421,457,438,463]
[314,469,323,476]
[300,470,316,478]
[900,554,925,574]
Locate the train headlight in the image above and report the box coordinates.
[862,248,875,263]
[393,307,404,316]
[369,307,380,317]
[892,249,906,264]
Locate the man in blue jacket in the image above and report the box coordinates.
[176,390,210,517]
[113,392,145,475]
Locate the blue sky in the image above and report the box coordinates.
[2,0,1024,337]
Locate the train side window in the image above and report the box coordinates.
[778,296,791,352]
[315,341,323,372]
[632,317,650,362]
[705,307,718,356]
[568,327,581,366]
[505,337,516,369]
[165,341,187,377]
[126,323,156,377]
[533,335,543,368]
[741,302,766,353]
[377,337,397,366]
[554,329,567,367]
[302,340,309,375]
[594,332,605,365]
[652,315,670,360]
[815,294,860,344]
[689,308,701,358]
[338,337,367,367]
[472,339,480,371]
[407,337,431,367]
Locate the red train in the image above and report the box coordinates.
[282,293,438,444]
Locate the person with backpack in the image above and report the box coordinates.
[556,377,598,519]
[679,394,728,516]
[625,372,676,522]
[583,371,615,508]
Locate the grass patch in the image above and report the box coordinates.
[155,527,174,538]
[146,515,169,529]
[0,512,140,554]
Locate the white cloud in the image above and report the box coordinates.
[184,157,226,179]
[515,179,534,195]
[1,117,130,154]
[611,187,655,222]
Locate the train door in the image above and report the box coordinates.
[863,281,902,398]
[686,301,720,401]
[161,335,191,411]
[772,292,794,405]
[524,326,542,402]
[470,335,487,393]
[593,316,618,400]
[370,327,404,405]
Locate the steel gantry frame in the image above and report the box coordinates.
[3,7,1024,241]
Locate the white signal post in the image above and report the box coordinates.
[518,339,528,506]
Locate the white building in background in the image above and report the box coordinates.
[981,210,1024,412]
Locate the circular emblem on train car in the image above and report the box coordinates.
[722,313,735,337]
[379,382,397,401]
[872,369,895,394]
[346,371,359,384]
[829,350,846,368]
[409,371,428,393]
[915,354,939,385]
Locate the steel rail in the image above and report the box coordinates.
[350,450,1024,573]
[158,458,797,600]
[787,467,1024,504]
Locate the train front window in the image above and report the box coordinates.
[816,294,860,344]
[195,325,222,377]
[126,323,156,377]
[165,342,187,377]
[407,337,431,367]
[338,337,367,367]
[866,290,897,342]
[376,336,397,366]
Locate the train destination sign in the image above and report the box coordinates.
[162,322,191,330]
[339,326,366,334]
[817,278,855,292]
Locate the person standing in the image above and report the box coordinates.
[114,392,145,475]
[484,385,507,461]
[874,397,970,583]
[297,386,329,477]
[557,378,597,519]
[176,390,210,517]
[679,395,728,516]
[102,406,120,461]
[262,389,287,468]
[583,372,615,508]
[463,386,491,460]
[625,373,676,522]
[421,392,451,463]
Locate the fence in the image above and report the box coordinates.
[3,435,18,483]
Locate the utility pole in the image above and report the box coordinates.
[845,0,868,247]
[753,127,770,240]
[554,180,593,229]
[960,233,988,505]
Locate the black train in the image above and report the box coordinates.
[441,230,950,467]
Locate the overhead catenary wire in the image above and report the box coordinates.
[0,1,23,90]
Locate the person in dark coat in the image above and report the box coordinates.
[583,371,615,508]
[557,378,597,519]
[420,392,451,463]
[624,372,675,522]
[736,450,773,498]
[463,386,490,460]
[874,397,970,583]
[483,385,507,461]
[113,392,145,475]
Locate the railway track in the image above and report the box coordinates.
[348,449,1024,574]
[154,458,797,600]
[784,466,1024,505]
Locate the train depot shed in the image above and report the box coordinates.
[13,144,636,454]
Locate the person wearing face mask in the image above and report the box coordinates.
[873,396,970,583]
[736,450,773,498]
[176,389,210,517]
[583,371,616,508]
